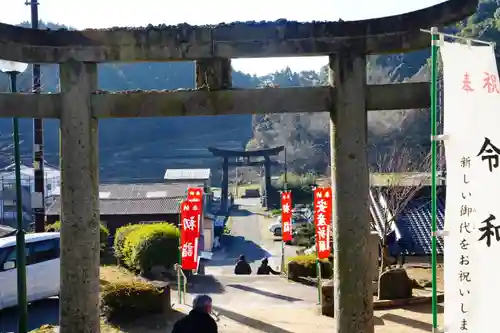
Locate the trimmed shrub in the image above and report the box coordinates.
[287,254,332,280]
[122,223,180,275]
[45,220,110,251]
[114,224,142,262]
[100,280,164,322]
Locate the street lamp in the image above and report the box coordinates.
[0,59,29,333]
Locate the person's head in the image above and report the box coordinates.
[261,258,269,266]
[192,294,212,313]
[239,255,246,262]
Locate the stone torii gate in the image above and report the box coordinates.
[0,1,477,332]
[208,146,283,210]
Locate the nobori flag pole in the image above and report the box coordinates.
[0,59,29,333]
[312,186,322,305]
[429,26,440,333]
[421,26,495,333]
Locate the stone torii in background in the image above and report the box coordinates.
[208,146,283,210]
[0,0,478,332]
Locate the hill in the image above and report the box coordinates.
[0,2,495,181]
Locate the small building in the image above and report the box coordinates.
[45,183,187,234]
[369,185,445,259]
[164,168,211,190]
[0,163,60,228]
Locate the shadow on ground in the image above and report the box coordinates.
[0,298,59,332]
[109,312,185,333]
[209,235,271,267]
[378,313,433,331]
[229,207,254,217]
[188,275,226,294]
[374,303,443,330]
[226,284,303,302]
[213,306,295,333]
[400,303,443,314]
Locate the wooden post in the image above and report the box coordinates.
[59,60,100,333]
[329,53,373,333]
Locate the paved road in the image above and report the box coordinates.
[207,198,297,275]
[0,298,59,332]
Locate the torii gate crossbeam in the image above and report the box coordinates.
[0,1,478,332]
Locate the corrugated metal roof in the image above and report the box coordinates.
[46,196,183,216]
[368,185,445,256]
[49,183,191,200]
[164,168,211,180]
[395,194,445,256]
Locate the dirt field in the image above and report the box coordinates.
[406,265,444,291]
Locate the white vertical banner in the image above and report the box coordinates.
[442,41,500,333]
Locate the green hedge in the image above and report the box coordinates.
[122,223,180,275]
[45,220,110,251]
[113,224,143,262]
[287,254,332,280]
[100,280,164,322]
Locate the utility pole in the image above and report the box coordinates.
[26,0,45,232]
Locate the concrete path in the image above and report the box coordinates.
[206,198,280,275]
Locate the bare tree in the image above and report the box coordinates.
[370,144,436,272]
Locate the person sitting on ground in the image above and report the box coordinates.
[234,254,252,275]
[171,294,218,333]
[257,258,280,275]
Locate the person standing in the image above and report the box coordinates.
[171,295,218,333]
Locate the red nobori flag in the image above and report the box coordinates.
[180,233,198,270]
[180,200,201,238]
[187,187,204,202]
[314,187,332,259]
[180,201,199,270]
[281,191,293,242]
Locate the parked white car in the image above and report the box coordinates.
[268,214,311,237]
[0,232,60,310]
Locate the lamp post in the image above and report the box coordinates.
[0,59,29,333]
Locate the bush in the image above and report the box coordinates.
[100,280,164,322]
[269,209,281,216]
[114,224,143,262]
[122,223,180,275]
[45,220,110,251]
[287,254,332,280]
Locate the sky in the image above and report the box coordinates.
[1,0,445,76]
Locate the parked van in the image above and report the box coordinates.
[0,232,60,310]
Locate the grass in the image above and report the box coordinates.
[31,322,123,333]
[99,265,139,290]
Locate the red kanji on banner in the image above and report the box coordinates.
[187,187,204,202]
[483,72,500,94]
[180,201,201,238]
[186,188,203,236]
[462,72,474,93]
[281,191,293,242]
[180,201,199,270]
[314,187,332,259]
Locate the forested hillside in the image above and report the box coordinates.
[0,1,495,181]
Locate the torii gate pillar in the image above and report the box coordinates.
[329,53,373,332]
[263,156,272,207]
[59,60,101,333]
